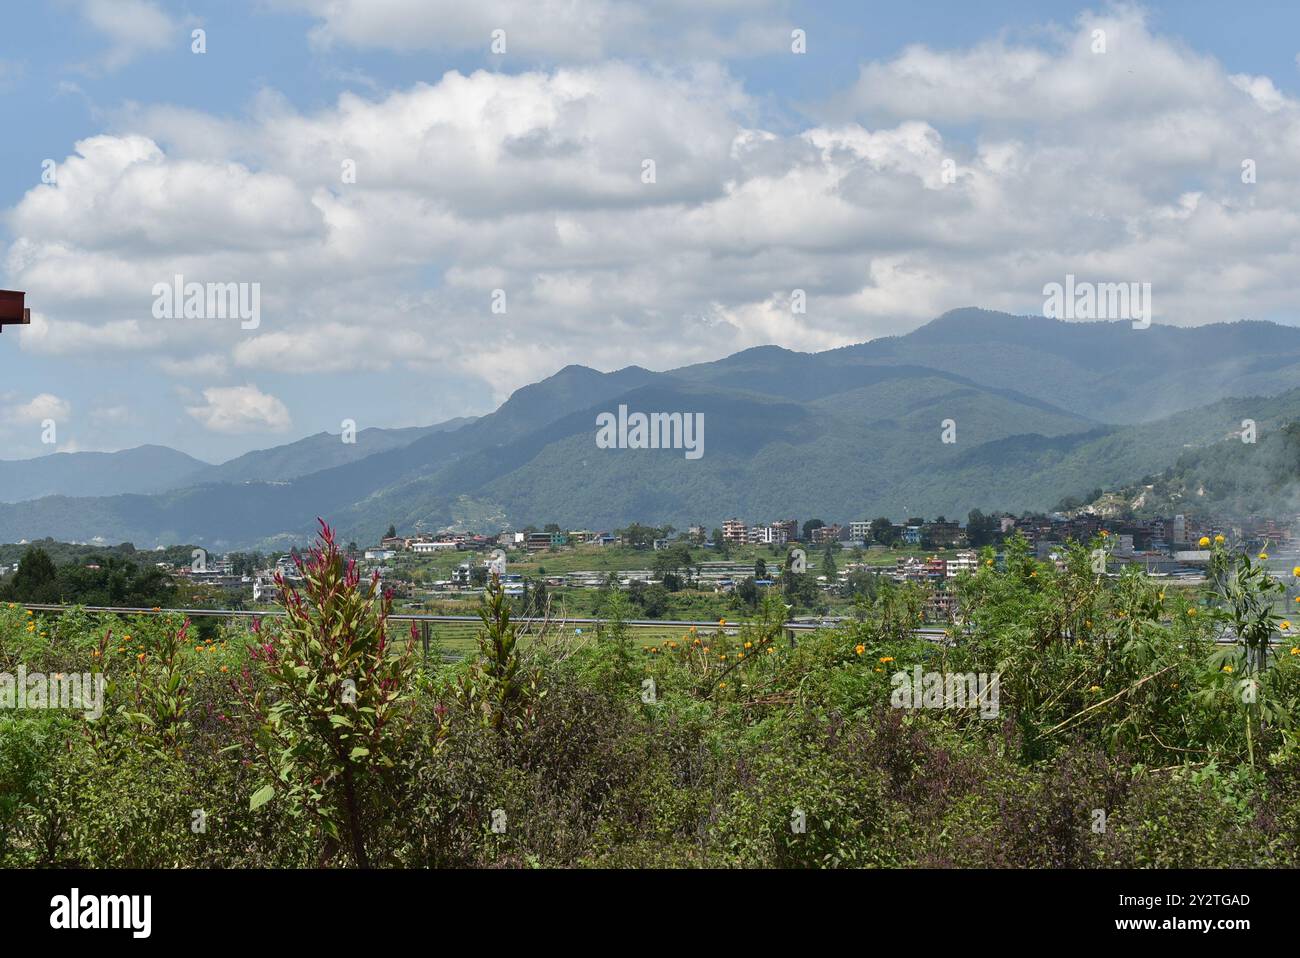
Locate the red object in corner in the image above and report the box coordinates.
[0,289,31,331]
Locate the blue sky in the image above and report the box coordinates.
[2,1,1299,462]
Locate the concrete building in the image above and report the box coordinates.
[722,518,748,546]
[411,541,459,554]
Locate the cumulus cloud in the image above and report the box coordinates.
[2,393,72,427]
[77,0,181,71]
[6,4,1300,418]
[275,0,792,60]
[186,385,292,434]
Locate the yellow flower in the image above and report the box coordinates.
[879,656,894,663]
[1292,566,1300,578]
[1281,621,1292,631]
[737,652,745,659]
[1214,534,1225,544]
[854,644,865,655]
[766,647,775,655]
[1290,647,1299,656]
[1100,530,1109,538]
[137,652,146,663]
[1259,553,1269,561]
[874,667,883,673]
[985,559,994,567]
[1223,665,1234,673]
[1187,608,1197,617]
[743,641,752,649]
[718,619,726,626]
[1088,685,1101,693]
[1198,536,1210,548]
[718,682,727,689]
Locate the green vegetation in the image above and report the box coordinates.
[0,545,176,608]
[2,523,1299,867]
[1085,420,1300,518]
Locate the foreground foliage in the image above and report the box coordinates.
[1,529,1298,868]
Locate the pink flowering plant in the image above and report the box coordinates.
[233,520,415,867]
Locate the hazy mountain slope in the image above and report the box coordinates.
[1079,389,1300,518]
[320,372,1093,536]
[840,308,1300,424]
[190,418,475,484]
[0,445,210,503]
[6,311,1300,548]
[0,363,670,548]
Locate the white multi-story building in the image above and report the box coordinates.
[748,524,789,546]
[411,540,459,553]
[849,521,872,542]
[946,550,978,577]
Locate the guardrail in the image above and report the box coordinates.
[16,602,905,635]
[11,603,1275,648]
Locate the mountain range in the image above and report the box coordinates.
[3,307,1300,550]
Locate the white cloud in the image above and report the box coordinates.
[77,0,181,71]
[17,311,146,355]
[6,5,1300,424]
[3,393,71,427]
[185,385,292,434]
[275,0,791,60]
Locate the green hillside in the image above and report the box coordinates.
[4,310,1300,548]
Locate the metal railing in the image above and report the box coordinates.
[17,602,925,635]
[11,603,1276,648]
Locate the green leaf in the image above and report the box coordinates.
[249,783,275,811]
[349,746,370,760]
